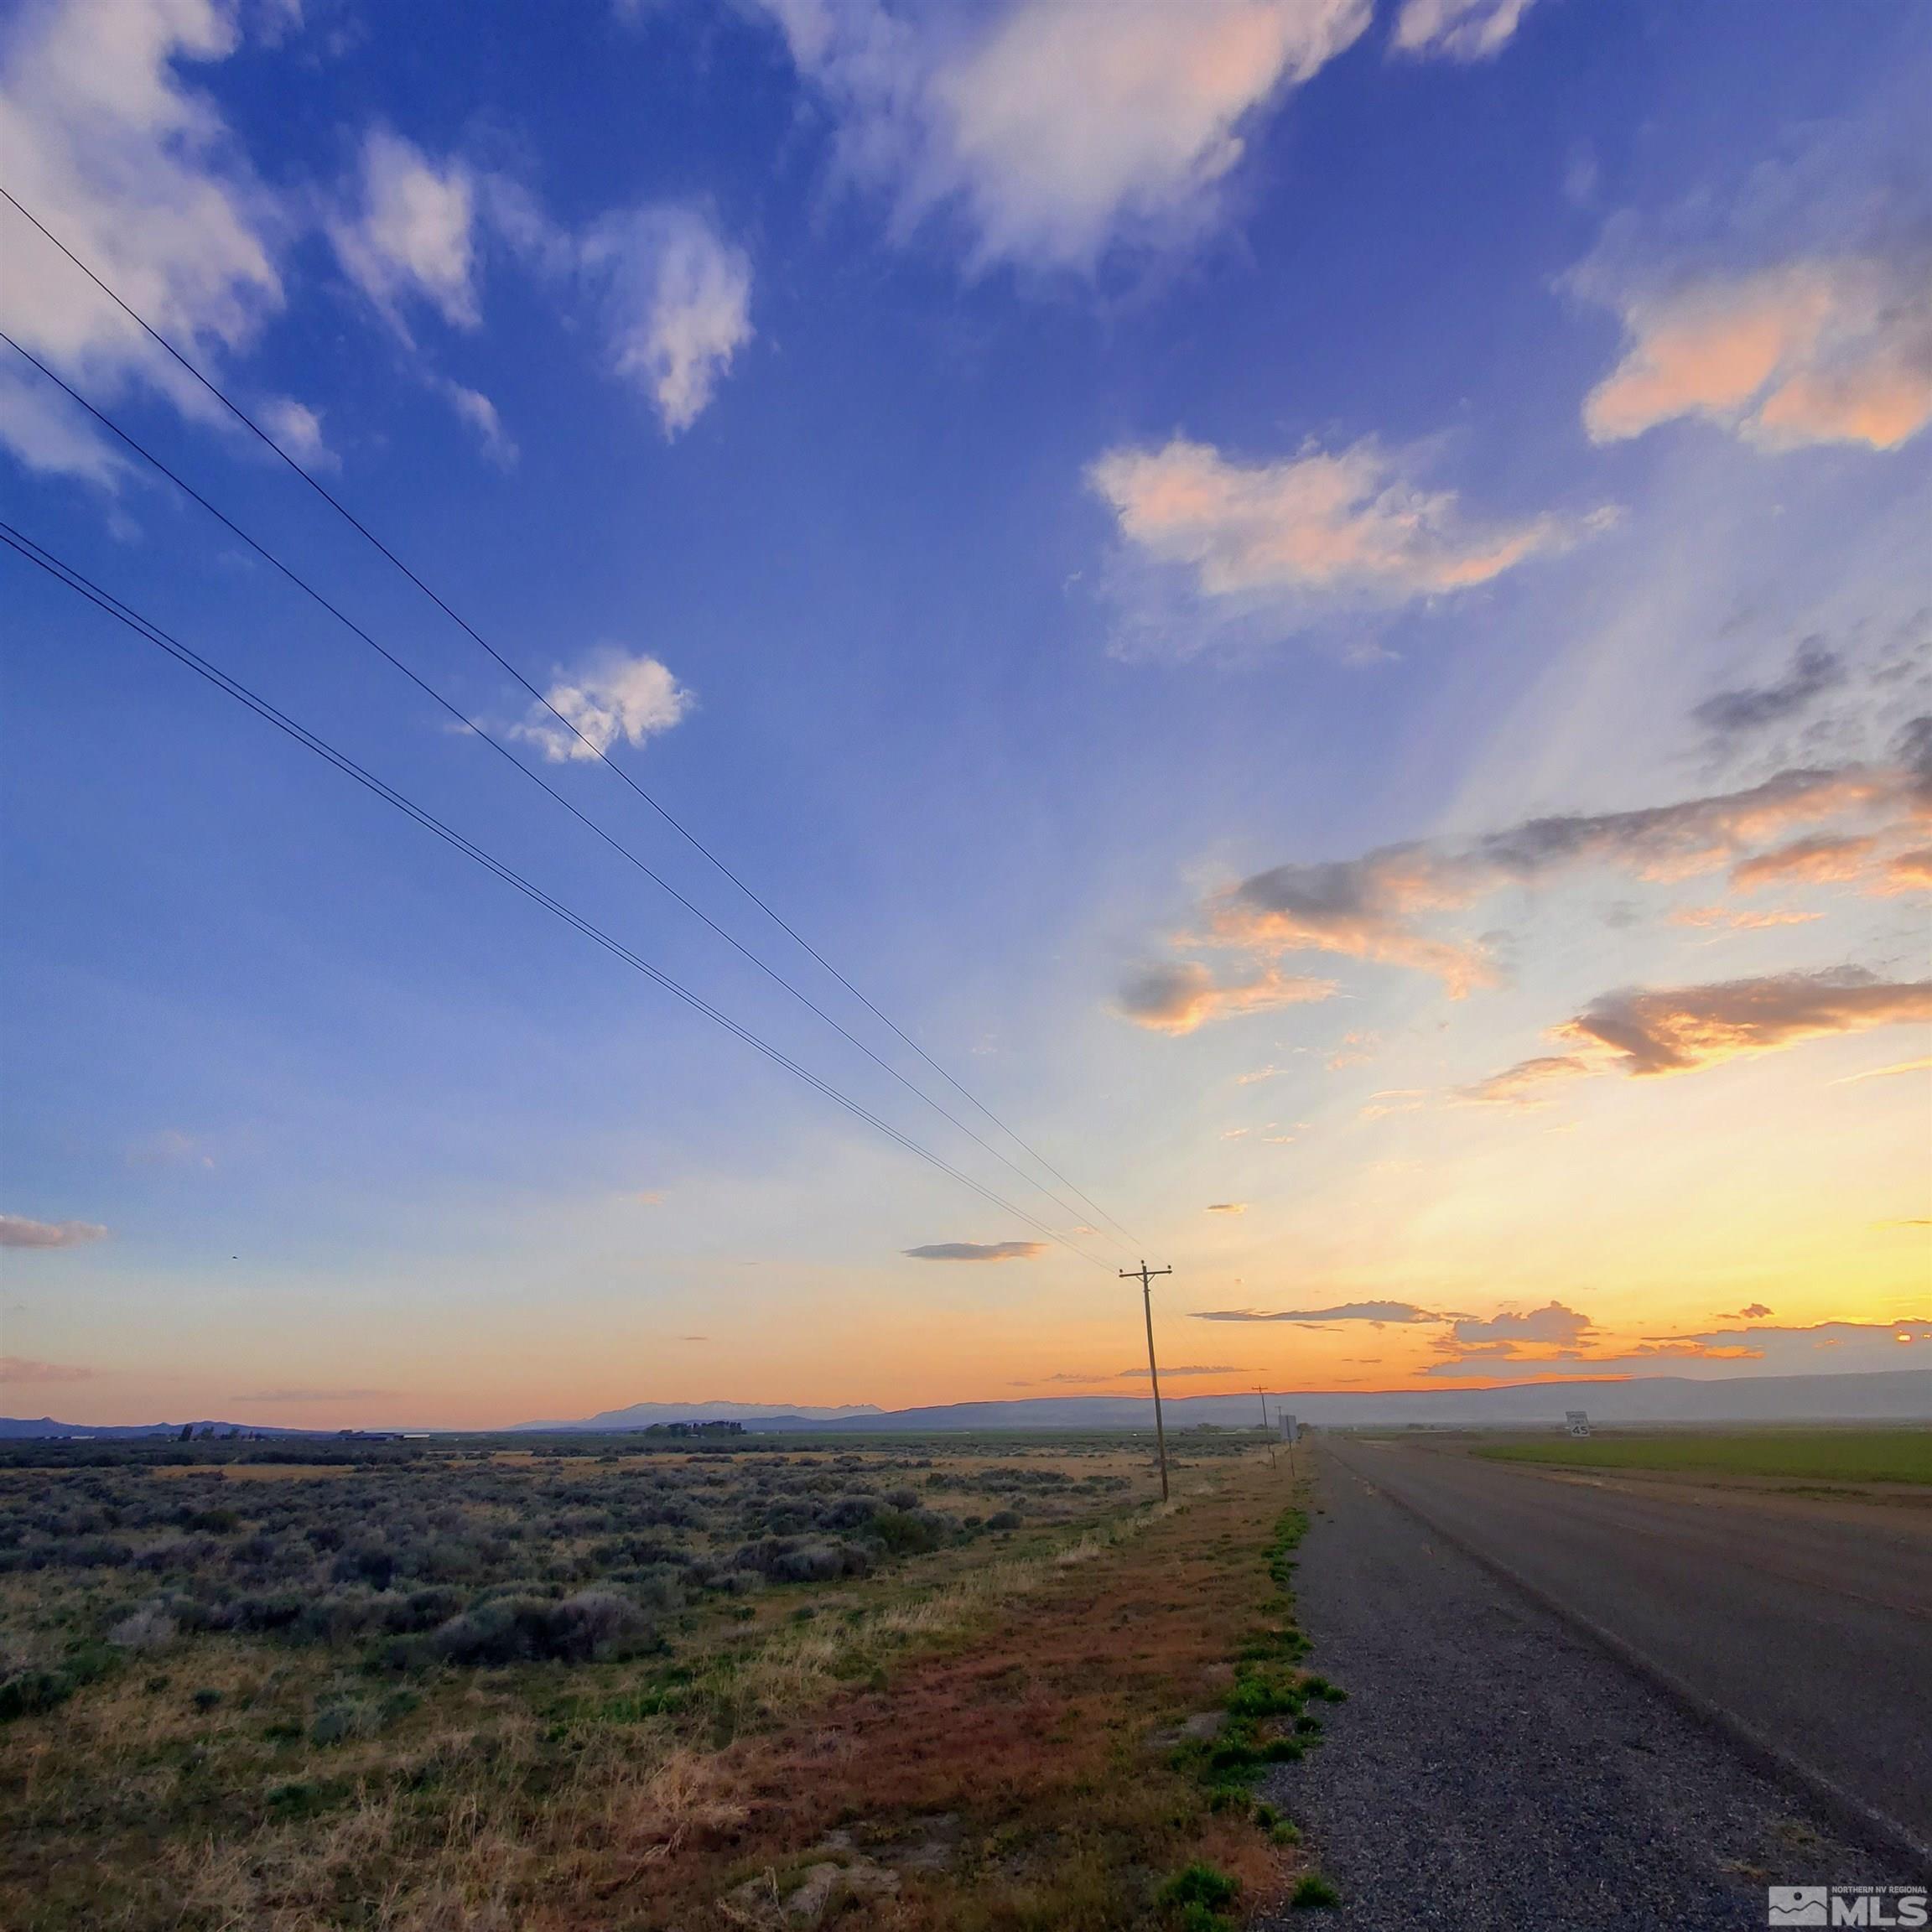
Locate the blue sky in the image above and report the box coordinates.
[2,0,1927,1426]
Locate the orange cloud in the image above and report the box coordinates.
[1730,833,1877,891]
[1115,960,1337,1034]
[1584,258,1932,452]
[1454,1054,1591,1106]
[1088,435,1599,606]
[1556,967,1932,1076]
[1874,847,1932,894]
[1670,905,1820,929]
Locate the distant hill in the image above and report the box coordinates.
[512,1399,886,1431]
[0,1417,308,1440]
[531,1370,1931,1434]
[11,1369,1924,1441]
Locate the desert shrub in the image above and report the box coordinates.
[57,1534,133,1568]
[431,1589,651,1667]
[0,1669,73,1722]
[332,1545,397,1591]
[820,1493,881,1531]
[985,1509,1024,1530]
[132,1535,213,1573]
[882,1486,920,1509]
[209,1591,306,1634]
[108,1602,178,1649]
[410,1538,482,1582]
[865,1509,951,1557]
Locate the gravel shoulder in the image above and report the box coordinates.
[1256,1442,1919,1932]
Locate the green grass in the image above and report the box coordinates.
[1476,1429,1932,1485]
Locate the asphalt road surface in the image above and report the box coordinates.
[1258,1438,1930,1931]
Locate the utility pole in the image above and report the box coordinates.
[1122,1260,1173,1501]
[1255,1386,1275,1467]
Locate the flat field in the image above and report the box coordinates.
[1473,1426,1932,1485]
[0,1430,1318,1929]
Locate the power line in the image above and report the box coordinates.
[0,519,1116,1273]
[0,328,1134,1261]
[0,184,1146,1255]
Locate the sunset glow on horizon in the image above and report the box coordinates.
[1,0,1927,1432]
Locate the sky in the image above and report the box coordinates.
[0,0,1927,1430]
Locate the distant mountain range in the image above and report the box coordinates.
[7,1369,1925,1440]
[697,1369,1931,1432]
[512,1399,885,1430]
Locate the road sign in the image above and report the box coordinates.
[1565,1410,1592,1438]
[1280,1413,1298,1441]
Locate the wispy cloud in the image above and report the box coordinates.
[758,0,1372,271]
[0,0,284,482]
[1453,1054,1591,1107]
[1831,1055,1932,1087]
[1581,256,1932,453]
[259,397,335,472]
[1693,636,1846,742]
[0,1213,107,1249]
[1389,0,1537,63]
[329,129,480,337]
[0,1355,96,1384]
[1088,436,1607,649]
[1205,1202,1248,1215]
[1116,960,1337,1035]
[903,1240,1046,1262]
[581,205,753,436]
[1124,745,1925,1026]
[438,381,517,467]
[229,1387,401,1405]
[1195,1301,1443,1325]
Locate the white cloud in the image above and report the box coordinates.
[1582,257,1932,453]
[761,0,1371,270]
[438,380,517,468]
[259,395,334,470]
[508,648,693,763]
[581,206,752,436]
[1389,0,1536,62]
[0,0,284,480]
[0,1213,107,1248]
[1089,436,1607,643]
[328,129,479,337]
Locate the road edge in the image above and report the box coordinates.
[1319,1437,1932,1885]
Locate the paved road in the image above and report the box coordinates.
[1258,1441,1929,1931]
[1332,1436,1932,1851]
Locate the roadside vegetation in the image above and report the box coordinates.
[1474,1427,1932,1486]
[0,1428,1321,1929]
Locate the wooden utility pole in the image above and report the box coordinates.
[1122,1260,1173,1500]
[1255,1386,1275,1467]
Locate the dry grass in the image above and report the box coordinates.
[1,1440,1303,1930]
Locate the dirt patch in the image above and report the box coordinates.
[621,1459,1307,1929]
